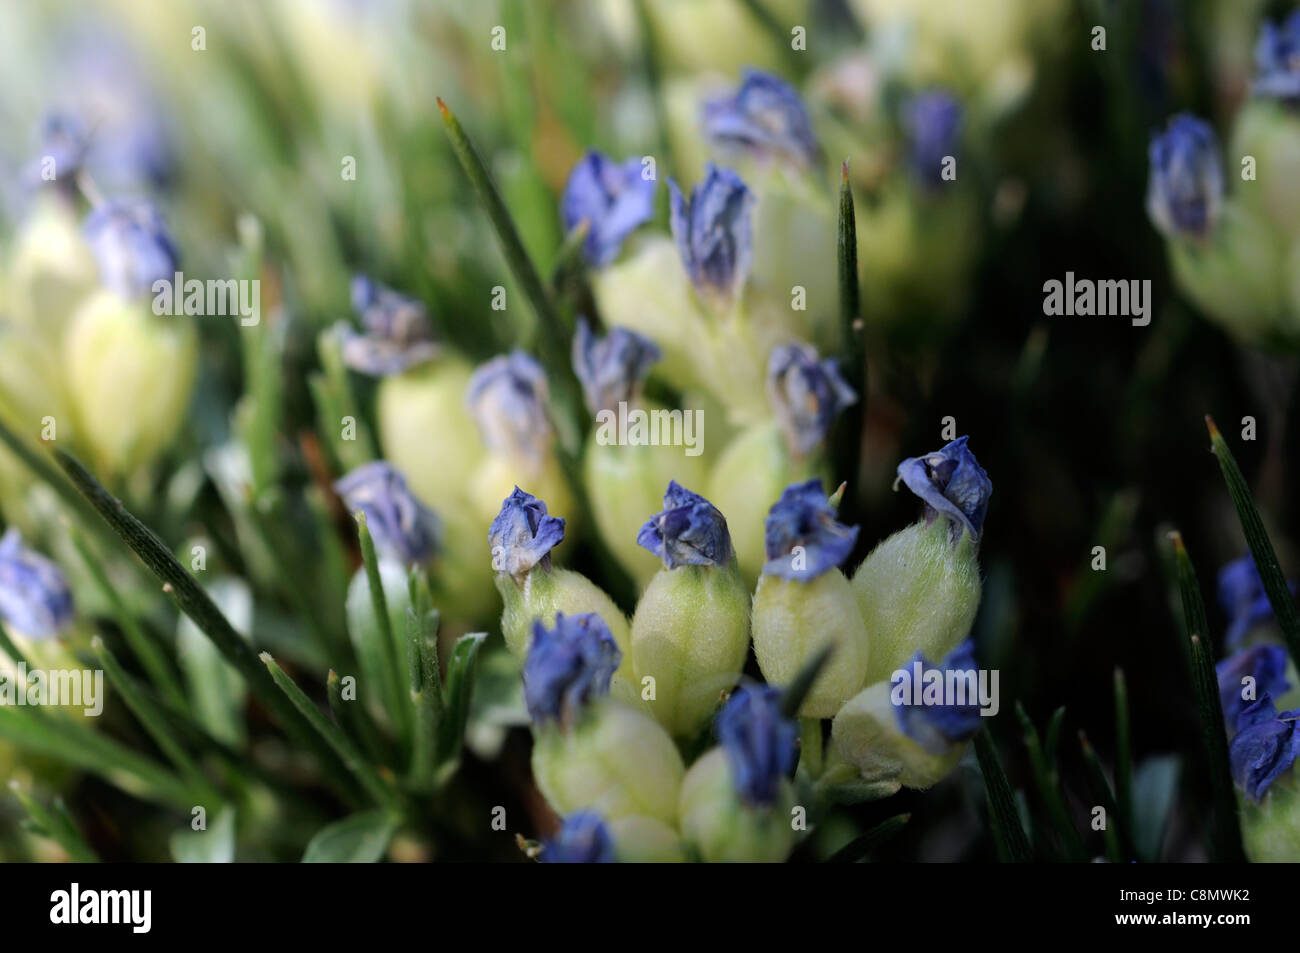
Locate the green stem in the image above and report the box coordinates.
[92,637,224,806]
[52,449,365,807]
[834,160,866,522]
[0,703,197,808]
[1016,703,1087,862]
[356,512,410,747]
[437,96,567,372]
[70,528,187,710]
[1206,415,1300,666]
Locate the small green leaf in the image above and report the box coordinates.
[70,527,186,710]
[0,702,194,808]
[1015,704,1086,862]
[798,717,824,779]
[1190,634,1246,862]
[328,669,388,767]
[9,783,99,862]
[52,449,357,796]
[302,810,399,863]
[1078,731,1136,862]
[973,727,1032,863]
[1168,527,1245,862]
[437,97,567,369]
[436,632,487,767]
[93,636,223,806]
[1113,667,1135,844]
[354,512,411,745]
[406,592,442,789]
[1206,415,1300,666]
[833,159,865,521]
[261,652,396,808]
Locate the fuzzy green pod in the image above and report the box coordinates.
[583,424,708,591]
[5,196,98,337]
[1231,100,1300,242]
[63,290,197,478]
[377,356,483,512]
[831,681,965,790]
[1167,205,1290,344]
[853,519,982,686]
[678,748,797,862]
[630,481,750,737]
[752,571,868,718]
[531,698,684,825]
[497,566,636,704]
[751,479,868,718]
[631,562,750,738]
[707,422,810,584]
[607,815,687,863]
[1242,774,1300,862]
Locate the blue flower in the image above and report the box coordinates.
[523,612,622,726]
[1146,114,1223,239]
[895,436,992,541]
[334,461,440,566]
[83,199,179,299]
[466,351,553,461]
[541,811,615,863]
[336,275,438,376]
[636,481,733,569]
[489,487,566,577]
[668,164,755,307]
[767,342,857,457]
[762,478,859,580]
[571,318,661,415]
[1253,13,1300,103]
[901,91,961,188]
[892,640,984,755]
[1218,554,1297,651]
[1218,644,1290,730]
[716,684,797,807]
[561,152,657,267]
[0,529,75,640]
[1229,693,1300,801]
[701,68,820,168]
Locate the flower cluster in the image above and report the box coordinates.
[503,433,992,859]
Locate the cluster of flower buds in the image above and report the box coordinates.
[503,433,993,859]
[2,192,195,482]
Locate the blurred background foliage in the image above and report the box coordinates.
[0,0,1297,861]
